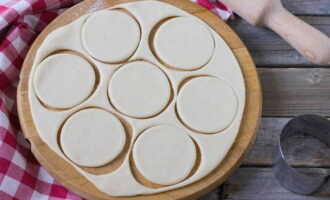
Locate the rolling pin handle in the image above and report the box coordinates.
[264,6,330,66]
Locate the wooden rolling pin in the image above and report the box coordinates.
[221,0,330,65]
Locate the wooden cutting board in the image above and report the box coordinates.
[17,0,262,199]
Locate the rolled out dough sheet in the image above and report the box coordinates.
[33,53,95,109]
[108,61,171,118]
[60,108,126,167]
[177,76,238,133]
[82,10,140,63]
[133,125,196,185]
[29,0,245,197]
[153,16,214,70]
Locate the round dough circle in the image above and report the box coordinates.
[177,77,238,133]
[133,125,196,185]
[108,61,171,118]
[34,53,95,109]
[82,10,140,63]
[60,108,126,167]
[153,17,214,70]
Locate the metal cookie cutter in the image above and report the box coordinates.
[273,114,330,195]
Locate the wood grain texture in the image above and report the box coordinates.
[204,1,330,199]
[200,119,330,200]
[200,168,330,200]
[243,118,330,167]
[220,0,330,65]
[282,0,330,15]
[264,2,330,66]
[211,67,330,199]
[17,0,261,199]
[221,167,330,200]
[259,68,330,117]
[229,16,330,66]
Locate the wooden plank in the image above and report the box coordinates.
[259,68,330,117]
[242,118,330,167]
[229,16,330,66]
[201,119,330,199]
[282,0,330,15]
[221,167,330,200]
[199,188,222,200]
[200,168,330,200]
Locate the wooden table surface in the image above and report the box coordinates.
[201,1,330,199]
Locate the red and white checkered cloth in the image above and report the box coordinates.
[0,0,232,199]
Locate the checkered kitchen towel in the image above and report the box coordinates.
[0,0,232,199]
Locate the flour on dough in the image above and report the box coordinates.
[133,125,196,185]
[82,10,140,63]
[153,16,214,70]
[60,108,126,167]
[34,53,95,109]
[177,76,238,133]
[108,61,171,118]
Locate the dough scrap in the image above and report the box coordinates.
[133,125,196,185]
[34,53,95,109]
[108,61,171,118]
[177,77,238,133]
[82,10,140,63]
[60,108,126,167]
[153,17,214,70]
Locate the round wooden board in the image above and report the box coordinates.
[17,0,262,199]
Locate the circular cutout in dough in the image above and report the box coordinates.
[60,108,126,167]
[82,10,140,63]
[153,17,214,71]
[133,125,196,185]
[177,76,238,133]
[34,53,95,109]
[108,61,171,118]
